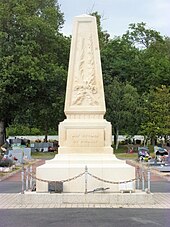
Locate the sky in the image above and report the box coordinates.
[58,0,170,38]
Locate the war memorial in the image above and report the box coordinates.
[21,15,153,205]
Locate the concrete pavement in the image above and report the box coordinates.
[0,192,170,209]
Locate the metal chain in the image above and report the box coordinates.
[27,171,85,183]
[136,167,148,182]
[87,172,136,184]
[26,170,136,185]
[61,172,85,183]
[138,170,147,181]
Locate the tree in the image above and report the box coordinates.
[105,78,140,149]
[90,12,110,49]
[102,22,170,95]
[0,0,69,145]
[140,86,170,145]
[101,36,138,85]
[122,22,163,49]
[122,23,170,93]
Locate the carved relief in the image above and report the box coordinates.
[72,34,99,106]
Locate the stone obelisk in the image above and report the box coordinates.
[36,15,135,193]
[59,14,112,155]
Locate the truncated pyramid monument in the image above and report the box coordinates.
[36,15,136,193]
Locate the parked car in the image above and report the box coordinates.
[138,147,151,161]
[154,146,168,162]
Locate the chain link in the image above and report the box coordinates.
[26,170,136,184]
[87,172,136,184]
[27,171,85,183]
[139,171,147,181]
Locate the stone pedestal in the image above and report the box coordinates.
[36,154,135,192]
[36,15,136,193]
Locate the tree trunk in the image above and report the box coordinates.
[164,135,167,144]
[144,135,147,146]
[44,124,48,142]
[113,127,119,150]
[115,128,119,150]
[151,136,157,146]
[0,120,5,146]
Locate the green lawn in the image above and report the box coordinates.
[115,152,138,160]
[31,152,57,159]
[31,145,155,161]
[31,151,138,160]
[0,166,21,179]
[114,144,154,156]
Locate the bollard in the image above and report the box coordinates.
[85,165,88,194]
[147,166,151,193]
[30,165,33,190]
[26,167,29,191]
[21,165,24,194]
[136,166,140,190]
[142,167,145,191]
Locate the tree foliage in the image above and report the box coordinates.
[123,22,163,49]
[100,20,170,145]
[0,0,70,144]
[140,86,170,144]
[0,8,170,147]
[105,78,141,147]
[90,12,110,49]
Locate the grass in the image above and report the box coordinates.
[115,152,138,160]
[30,145,155,160]
[31,152,57,159]
[114,144,155,160]
[0,166,22,179]
[0,172,5,177]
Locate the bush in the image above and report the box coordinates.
[6,124,42,136]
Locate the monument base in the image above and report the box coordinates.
[36,154,136,193]
[21,191,154,206]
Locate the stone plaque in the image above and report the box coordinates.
[66,129,104,147]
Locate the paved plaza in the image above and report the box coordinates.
[0,192,170,209]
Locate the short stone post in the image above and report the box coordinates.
[26,167,29,191]
[147,166,151,193]
[136,166,140,190]
[142,165,145,191]
[85,165,88,194]
[30,165,33,190]
[21,150,25,194]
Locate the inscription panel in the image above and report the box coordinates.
[66,129,104,147]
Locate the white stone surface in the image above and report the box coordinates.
[36,154,135,192]
[19,192,154,205]
[36,15,136,193]
[64,15,105,116]
[2,193,170,208]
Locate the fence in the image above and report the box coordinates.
[21,165,151,194]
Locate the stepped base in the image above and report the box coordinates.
[36,154,136,193]
[22,191,154,205]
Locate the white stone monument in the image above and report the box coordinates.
[36,15,136,193]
